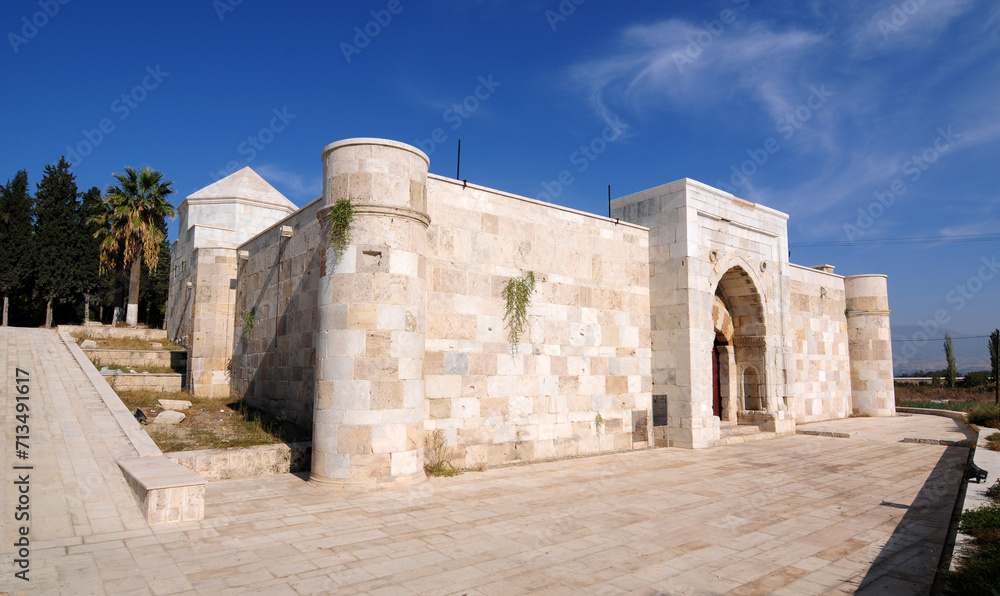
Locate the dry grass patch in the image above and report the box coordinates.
[90,358,177,374]
[117,390,310,452]
[72,331,184,351]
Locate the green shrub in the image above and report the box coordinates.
[959,505,1000,535]
[962,371,992,389]
[968,404,1000,428]
[986,479,1000,502]
[327,198,355,260]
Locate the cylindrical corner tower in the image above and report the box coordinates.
[312,138,430,487]
[845,274,895,417]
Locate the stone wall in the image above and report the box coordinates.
[422,175,652,467]
[788,264,852,423]
[230,198,324,430]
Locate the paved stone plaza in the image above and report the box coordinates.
[1,328,974,595]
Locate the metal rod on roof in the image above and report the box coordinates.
[457,139,462,181]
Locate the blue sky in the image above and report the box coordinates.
[2,0,998,370]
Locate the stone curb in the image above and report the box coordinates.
[796,429,854,438]
[897,407,969,421]
[950,426,1000,572]
[902,437,976,448]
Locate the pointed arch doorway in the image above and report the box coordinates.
[712,266,767,423]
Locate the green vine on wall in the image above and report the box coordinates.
[502,271,535,355]
[241,307,256,341]
[328,198,355,260]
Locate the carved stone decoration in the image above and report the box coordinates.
[733,335,766,348]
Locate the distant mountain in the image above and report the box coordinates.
[891,325,992,374]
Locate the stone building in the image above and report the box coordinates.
[166,137,895,487]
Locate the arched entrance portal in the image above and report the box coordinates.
[712,266,766,423]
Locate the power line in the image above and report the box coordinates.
[891,335,992,343]
[792,232,1000,248]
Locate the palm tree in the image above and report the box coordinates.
[94,166,175,327]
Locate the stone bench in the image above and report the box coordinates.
[118,456,206,525]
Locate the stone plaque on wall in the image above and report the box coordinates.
[653,395,669,427]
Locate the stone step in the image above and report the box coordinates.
[720,423,765,437]
[718,430,778,446]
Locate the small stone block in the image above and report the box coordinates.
[81,339,98,349]
[158,399,193,411]
[153,410,186,424]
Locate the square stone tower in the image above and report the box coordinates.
[612,179,796,448]
[165,167,298,397]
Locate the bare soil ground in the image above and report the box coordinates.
[70,331,184,351]
[895,384,997,406]
[117,389,310,453]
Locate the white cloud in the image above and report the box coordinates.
[571,19,824,129]
[848,0,976,56]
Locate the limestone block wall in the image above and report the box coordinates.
[176,247,239,398]
[230,199,324,430]
[423,175,652,468]
[845,275,896,417]
[788,264,852,422]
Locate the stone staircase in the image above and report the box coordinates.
[719,421,777,445]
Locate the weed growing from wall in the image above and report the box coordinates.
[328,198,355,260]
[502,271,535,355]
[424,429,459,477]
[241,307,256,341]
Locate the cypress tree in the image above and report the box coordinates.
[0,170,34,326]
[990,329,999,405]
[944,333,957,389]
[78,186,109,323]
[34,158,80,327]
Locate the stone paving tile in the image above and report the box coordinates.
[0,327,974,594]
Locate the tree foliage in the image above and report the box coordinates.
[0,170,34,325]
[990,329,999,405]
[77,186,110,321]
[34,158,81,326]
[92,166,175,326]
[944,333,958,389]
[138,211,171,327]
